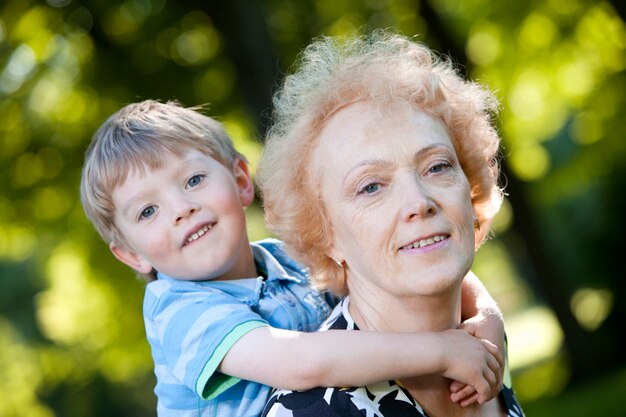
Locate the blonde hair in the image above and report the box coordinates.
[80,100,243,262]
[257,31,503,294]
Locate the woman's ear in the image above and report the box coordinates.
[109,242,153,275]
[327,244,344,266]
[233,158,255,207]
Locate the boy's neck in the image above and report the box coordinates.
[215,244,258,281]
[254,257,268,280]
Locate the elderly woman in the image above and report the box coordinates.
[257,32,524,417]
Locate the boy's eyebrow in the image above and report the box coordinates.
[117,155,212,217]
[120,193,150,218]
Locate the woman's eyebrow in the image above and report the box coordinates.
[412,143,454,162]
[341,144,455,185]
[342,158,392,185]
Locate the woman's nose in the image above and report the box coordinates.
[400,179,436,221]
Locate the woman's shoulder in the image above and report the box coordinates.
[319,296,358,331]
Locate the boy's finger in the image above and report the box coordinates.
[449,380,466,393]
[459,392,480,407]
[450,385,477,403]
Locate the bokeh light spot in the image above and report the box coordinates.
[29,76,62,116]
[13,7,50,43]
[467,24,501,65]
[507,305,564,370]
[326,14,362,37]
[267,5,299,42]
[222,114,262,173]
[38,243,116,349]
[556,61,594,99]
[570,111,604,145]
[508,71,549,121]
[315,0,353,21]
[194,62,235,102]
[12,153,44,188]
[173,28,220,66]
[121,0,152,20]
[38,147,64,180]
[33,186,72,220]
[509,144,551,181]
[0,225,37,261]
[0,44,37,94]
[54,89,87,122]
[518,13,558,52]
[102,7,140,40]
[0,197,17,223]
[491,196,513,233]
[0,318,54,417]
[514,353,570,401]
[570,288,613,331]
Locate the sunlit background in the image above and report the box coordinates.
[1,0,625,416]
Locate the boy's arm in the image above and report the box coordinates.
[460,271,505,357]
[450,270,505,405]
[219,325,502,404]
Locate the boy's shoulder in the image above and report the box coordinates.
[252,238,308,280]
[252,237,286,253]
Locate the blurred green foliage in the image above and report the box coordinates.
[0,0,624,415]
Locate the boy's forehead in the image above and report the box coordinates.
[112,149,229,195]
[118,148,217,177]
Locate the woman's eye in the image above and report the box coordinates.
[186,174,205,189]
[140,206,156,220]
[359,182,381,195]
[428,162,452,174]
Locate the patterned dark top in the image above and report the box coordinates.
[262,297,525,417]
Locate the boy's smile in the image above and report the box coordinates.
[109,150,257,281]
[183,222,215,246]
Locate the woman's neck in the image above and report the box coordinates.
[346,282,463,333]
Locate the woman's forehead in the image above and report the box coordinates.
[315,102,453,160]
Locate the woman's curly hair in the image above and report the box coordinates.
[257,31,503,295]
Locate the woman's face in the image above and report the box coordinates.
[313,101,476,298]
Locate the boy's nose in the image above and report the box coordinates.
[173,203,200,225]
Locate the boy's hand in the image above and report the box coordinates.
[436,329,503,406]
[450,380,479,406]
[461,308,506,381]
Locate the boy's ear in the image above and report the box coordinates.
[233,158,255,207]
[109,242,153,275]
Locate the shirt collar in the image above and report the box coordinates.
[250,241,304,284]
[154,241,304,284]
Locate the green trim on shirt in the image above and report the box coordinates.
[197,320,269,400]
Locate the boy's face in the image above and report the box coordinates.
[109,150,257,281]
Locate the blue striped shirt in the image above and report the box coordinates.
[143,239,334,417]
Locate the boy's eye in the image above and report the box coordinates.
[186,174,205,189]
[358,182,381,195]
[140,206,156,220]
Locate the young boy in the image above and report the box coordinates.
[80,100,506,417]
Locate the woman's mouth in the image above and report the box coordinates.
[401,234,449,250]
[184,223,214,246]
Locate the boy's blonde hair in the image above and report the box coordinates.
[80,100,244,255]
[258,31,503,294]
